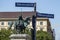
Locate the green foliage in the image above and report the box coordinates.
[25,28,31,35]
[36,31,53,40]
[0,29,12,40]
[0,28,53,40]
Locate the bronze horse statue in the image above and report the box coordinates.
[14,16,30,33]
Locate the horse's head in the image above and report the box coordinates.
[25,17,30,23]
[23,17,31,27]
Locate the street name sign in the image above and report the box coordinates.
[36,12,54,18]
[15,2,35,7]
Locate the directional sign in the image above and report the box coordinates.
[36,12,54,18]
[15,2,35,7]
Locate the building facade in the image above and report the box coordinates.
[0,12,51,32]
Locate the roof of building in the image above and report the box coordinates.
[0,11,36,18]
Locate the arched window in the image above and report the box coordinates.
[1,21,4,25]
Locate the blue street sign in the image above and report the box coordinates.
[36,12,54,18]
[15,2,35,7]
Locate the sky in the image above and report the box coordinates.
[0,0,60,40]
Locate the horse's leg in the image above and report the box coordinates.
[21,28,24,33]
[21,28,22,33]
[23,28,25,33]
[24,27,25,33]
[19,28,21,34]
[22,28,24,33]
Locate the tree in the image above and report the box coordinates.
[36,31,53,40]
[0,29,12,40]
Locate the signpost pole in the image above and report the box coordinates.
[32,3,36,40]
[34,3,36,12]
[32,15,36,40]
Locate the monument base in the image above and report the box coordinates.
[9,34,31,40]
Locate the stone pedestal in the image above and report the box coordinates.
[9,34,31,40]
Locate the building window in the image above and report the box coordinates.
[8,21,13,25]
[40,22,43,25]
[1,22,4,25]
[8,21,11,25]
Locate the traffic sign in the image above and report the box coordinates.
[15,2,35,7]
[36,12,54,18]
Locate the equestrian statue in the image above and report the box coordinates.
[9,15,30,34]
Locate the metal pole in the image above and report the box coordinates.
[32,15,36,40]
[34,3,36,12]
